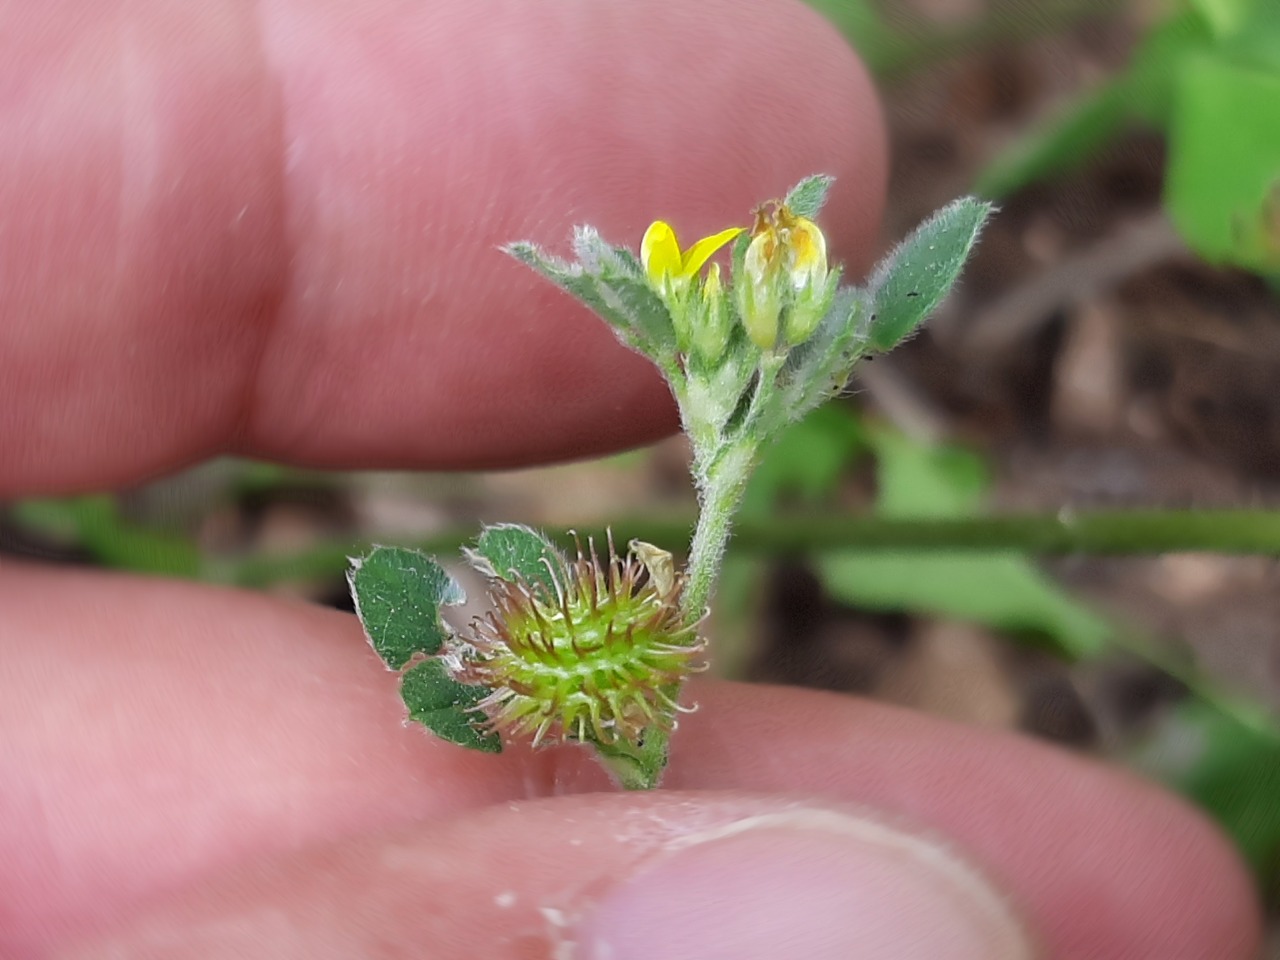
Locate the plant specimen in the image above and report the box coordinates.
[348,176,991,789]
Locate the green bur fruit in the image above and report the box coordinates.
[348,526,707,778]
[463,535,706,748]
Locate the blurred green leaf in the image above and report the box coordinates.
[715,406,867,677]
[866,198,994,352]
[1138,702,1280,891]
[348,546,464,670]
[1189,0,1255,38]
[400,659,501,753]
[1125,9,1216,124]
[801,0,905,74]
[1218,2,1280,71]
[1166,53,1280,273]
[973,8,1213,199]
[11,496,201,577]
[974,78,1130,200]
[804,0,1118,79]
[741,405,867,516]
[817,429,1111,659]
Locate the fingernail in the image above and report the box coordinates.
[577,808,1034,960]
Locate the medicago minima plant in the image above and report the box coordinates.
[347,176,991,789]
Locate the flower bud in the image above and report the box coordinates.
[737,230,784,350]
[690,264,732,364]
[736,203,833,352]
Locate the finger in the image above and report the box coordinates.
[0,0,885,495]
[0,566,1257,958]
[60,794,1036,960]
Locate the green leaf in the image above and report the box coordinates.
[506,233,677,358]
[973,78,1130,199]
[597,273,678,357]
[400,659,501,753]
[574,227,678,355]
[801,0,904,75]
[783,174,835,219]
[11,495,203,578]
[741,405,867,517]
[1189,0,1254,39]
[1218,3,1280,72]
[506,242,641,349]
[348,546,465,670]
[714,406,868,678]
[1165,53,1280,273]
[466,523,564,594]
[866,198,993,352]
[1138,702,1280,891]
[820,553,1111,658]
[816,429,1110,659]
[1125,10,1215,124]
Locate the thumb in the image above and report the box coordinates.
[64,792,1034,960]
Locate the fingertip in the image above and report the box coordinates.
[0,0,885,490]
[60,795,1034,960]
[668,682,1261,959]
[244,0,886,468]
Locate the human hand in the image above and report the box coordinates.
[0,2,1258,957]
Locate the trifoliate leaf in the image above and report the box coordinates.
[400,659,501,753]
[866,197,993,352]
[348,546,465,670]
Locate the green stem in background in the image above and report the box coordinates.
[18,503,1280,588]
[13,497,1280,762]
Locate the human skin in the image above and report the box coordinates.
[0,1,1261,957]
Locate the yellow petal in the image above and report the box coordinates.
[640,221,683,283]
[679,226,745,278]
[791,218,827,273]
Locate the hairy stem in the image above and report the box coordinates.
[679,356,784,624]
[680,441,757,626]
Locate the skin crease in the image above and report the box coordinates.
[0,1,1260,958]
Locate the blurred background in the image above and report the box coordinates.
[5,0,1280,944]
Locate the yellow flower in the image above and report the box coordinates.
[738,203,832,350]
[784,215,828,291]
[640,220,743,298]
[748,205,827,291]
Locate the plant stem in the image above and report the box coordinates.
[680,442,757,625]
[590,733,669,790]
[20,504,1280,589]
[678,356,785,624]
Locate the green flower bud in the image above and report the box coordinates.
[690,263,732,364]
[737,231,785,351]
[784,267,839,346]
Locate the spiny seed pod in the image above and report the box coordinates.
[461,535,706,748]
